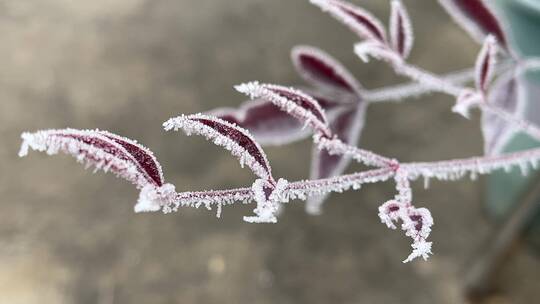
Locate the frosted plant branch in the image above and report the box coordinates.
[364,66,477,103]
[314,134,397,168]
[19,0,540,265]
[402,147,540,181]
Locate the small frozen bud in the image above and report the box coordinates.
[135,183,176,213]
[244,178,288,223]
[452,90,481,119]
[378,200,402,229]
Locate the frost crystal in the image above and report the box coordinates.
[135,183,177,213]
[403,240,433,263]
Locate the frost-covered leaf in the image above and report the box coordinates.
[235,82,332,138]
[310,0,387,43]
[97,130,164,186]
[163,114,274,182]
[354,41,402,64]
[291,45,363,94]
[438,0,508,50]
[208,86,352,147]
[208,98,308,146]
[475,35,497,93]
[482,70,525,155]
[389,0,414,58]
[306,102,367,214]
[19,129,176,213]
[19,128,164,188]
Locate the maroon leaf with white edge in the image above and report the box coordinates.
[389,0,414,58]
[208,99,308,146]
[482,70,525,155]
[235,82,332,138]
[291,45,363,94]
[19,129,175,213]
[475,35,497,93]
[438,0,508,50]
[163,114,274,183]
[307,102,367,214]
[97,130,164,187]
[310,0,387,43]
[19,129,164,188]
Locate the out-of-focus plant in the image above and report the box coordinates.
[19,0,540,263]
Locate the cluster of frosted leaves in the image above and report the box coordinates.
[438,0,509,51]
[378,171,433,263]
[18,129,176,213]
[312,0,414,61]
[212,46,369,215]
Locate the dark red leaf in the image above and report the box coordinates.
[311,0,387,43]
[439,0,508,50]
[291,45,362,94]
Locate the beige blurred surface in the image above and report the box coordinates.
[1,0,539,303]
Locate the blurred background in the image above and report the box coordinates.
[1,0,539,303]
